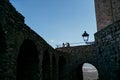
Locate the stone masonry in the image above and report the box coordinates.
[56,45,98,80]
[95,20,120,80]
[0,1,69,80]
[95,0,120,31]
[0,0,120,80]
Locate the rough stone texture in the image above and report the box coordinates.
[95,0,120,31]
[56,45,98,80]
[0,1,69,80]
[95,20,120,80]
[0,0,120,80]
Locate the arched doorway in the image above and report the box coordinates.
[42,50,51,80]
[76,64,83,80]
[17,39,40,80]
[59,56,66,80]
[82,63,98,80]
[52,54,57,80]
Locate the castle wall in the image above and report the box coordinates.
[0,1,70,80]
[94,0,120,31]
[56,45,98,80]
[95,20,120,80]
[1,0,120,80]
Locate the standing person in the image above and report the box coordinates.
[62,43,65,47]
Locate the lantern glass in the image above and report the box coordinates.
[83,36,89,42]
[82,31,89,42]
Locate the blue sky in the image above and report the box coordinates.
[10,0,97,48]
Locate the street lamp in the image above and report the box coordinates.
[82,31,89,43]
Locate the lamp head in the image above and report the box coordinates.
[82,31,89,42]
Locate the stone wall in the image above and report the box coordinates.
[1,0,120,80]
[0,1,70,80]
[56,45,97,67]
[56,45,98,80]
[94,0,120,31]
[95,20,120,80]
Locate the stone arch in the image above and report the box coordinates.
[17,39,40,80]
[76,64,83,80]
[82,63,99,80]
[42,50,51,80]
[76,63,99,80]
[52,54,57,80]
[59,56,66,80]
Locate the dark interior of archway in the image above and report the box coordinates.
[59,56,66,80]
[76,65,83,80]
[42,50,51,80]
[52,54,56,80]
[17,40,39,80]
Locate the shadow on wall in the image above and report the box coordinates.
[52,54,57,80]
[59,56,66,80]
[17,39,40,80]
[0,28,6,77]
[42,50,51,80]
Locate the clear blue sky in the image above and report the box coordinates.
[10,0,97,48]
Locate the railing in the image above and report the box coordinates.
[56,41,95,48]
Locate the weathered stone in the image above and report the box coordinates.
[95,20,120,80]
[0,0,120,80]
[95,0,120,31]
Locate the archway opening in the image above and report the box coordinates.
[82,63,98,80]
[52,54,57,80]
[42,50,51,80]
[59,56,66,80]
[17,39,39,80]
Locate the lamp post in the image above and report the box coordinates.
[82,31,89,44]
